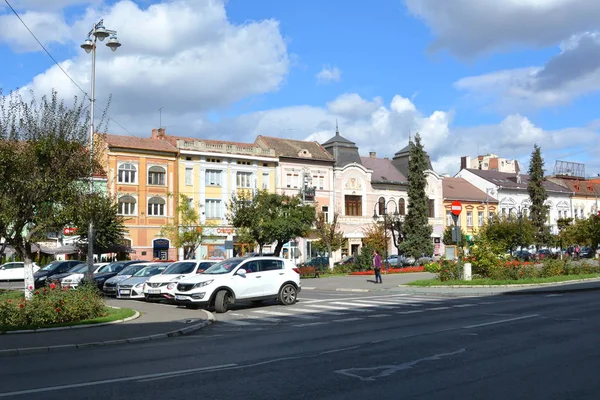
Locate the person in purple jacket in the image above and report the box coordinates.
[373,249,383,284]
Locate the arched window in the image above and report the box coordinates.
[378,197,385,215]
[399,198,406,216]
[148,166,166,186]
[148,196,166,216]
[118,195,136,215]
[118,163,137,183]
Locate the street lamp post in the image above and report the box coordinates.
[81,20,121,279]
[517,206,523,253]
[373,202,399,267]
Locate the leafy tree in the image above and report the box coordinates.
[312,211,344,268]
[560,215,600,250]
[399,134,434,258]
[527,144,551,247]
[362,221,386,255]
[479,215,535,253]
[160,194,212,260]
[0,90,95,299]
[227,190,315,256]
[442,225,467,246]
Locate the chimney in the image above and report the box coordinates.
[516,173,522,184]
[151,128,166,140]
[460,156,468,170]
[369,151,376,158]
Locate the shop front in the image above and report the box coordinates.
[198,227,236,260]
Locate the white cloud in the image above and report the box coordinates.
[454,32,600,111]
[14,0,289,123]
[0,10,71,51]
[316,65,341,84]
[405,0,600,58]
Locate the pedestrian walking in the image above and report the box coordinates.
[575,244,581,260]
[373,249,383,284]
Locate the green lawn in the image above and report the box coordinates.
[0,295,136,332]
[407,274,600,287]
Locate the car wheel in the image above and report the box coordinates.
[214,290,230,313]
[278,284,297,306]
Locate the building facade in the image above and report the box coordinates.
[461,154,520,173]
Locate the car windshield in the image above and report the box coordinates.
[163,262,196,275]
[202,259,242,275]
[97,262,126,273]
[133,266,166,277]
[40,262,63,271]
[70,264,89,273]
[118,265,144,276]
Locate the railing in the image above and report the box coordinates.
[177,140,276,157]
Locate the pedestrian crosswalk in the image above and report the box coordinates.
[216,294,502,328]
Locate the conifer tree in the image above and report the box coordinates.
[527,144,551,247]
[399,134,434,258]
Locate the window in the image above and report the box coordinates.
[117,163,137,183]
[205,170,222,186]
[478,211,484,226]
[446,211,453,226]
[574,209,578,219]
[147,197,166,216]
[148,166,166,186]
[399,198,406,216]
[322,206,329,223]
[467,211,473,226]
[262,172,270,190]
[236,172,252,188]
[237,160,251,165]
[345,195,362,216]
[205,199,222,219]
[259,259,283,271]
[207,158,221,163]
[378,197,385,215]
[118,195,136,215]
[286,172,300,188]
[185,167,193,185]
[428,199,435,218]
[313,175,325,190]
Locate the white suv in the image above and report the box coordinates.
[144,260,217,301]
[174,256,301,313]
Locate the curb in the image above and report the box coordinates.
[0,309,213,357]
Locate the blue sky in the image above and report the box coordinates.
[1,0,600,175]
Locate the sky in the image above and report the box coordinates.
[1,0,600,176]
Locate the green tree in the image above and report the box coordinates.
[527,144,551,247]
[442,225,467,246]
[312,211,344,268]
[160,194,213,260]
[362,221,386,255]
[399,134,434,258]
[269,195,315,256]
[0,90,95,299]
[479,215,535,253]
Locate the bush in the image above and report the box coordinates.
[469,237,503,277]
[331,264,352,274]
[0,282,105,330]
[437,259,461,281]
[298,266,317,277]
[540,259,566,277]
[424,261,441,274]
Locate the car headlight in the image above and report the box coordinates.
[38,276,46,281]
[134,283,144,288]
[167,283,176,290]
[193,280,213,289]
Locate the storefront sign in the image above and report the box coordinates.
[204,227,237,236]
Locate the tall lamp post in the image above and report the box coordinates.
[373,201,399,266]
[81,20,121,278]
[517,206,523,253]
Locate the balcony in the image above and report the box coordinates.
[177,140,276,157]
[300,186,316,202]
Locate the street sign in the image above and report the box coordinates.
[63,227,78,236]
[451,201,462,216]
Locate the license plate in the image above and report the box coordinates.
[119,289,130,295]
[148,289,161,294]
[175,295,188,301]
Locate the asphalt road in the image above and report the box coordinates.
[1,291,600,399]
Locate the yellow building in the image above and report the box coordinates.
[97,132,179,260]
[442,177,498,240]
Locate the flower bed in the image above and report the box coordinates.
[349,266,425,276]
[0,283,106,331]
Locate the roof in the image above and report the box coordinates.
[556,178,600,196]
[102,134,177,153]
[464,168,572,194]
[360,156,407,184]
[443,177,497,202]
[322,131,355,146]
[164,134,257,149]
[255,136,334,162]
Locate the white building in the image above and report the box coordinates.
[461,154,520,174]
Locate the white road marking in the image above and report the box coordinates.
[397,310,425,314]
[462,314,539,329]
[303,304,354,311]
[251,310,318,319]
[292,322,328,327]
[346,301,396,310]
[331,302,378,310]
[220,320,255,326]
[426,307,451,311]
[333,317,364,322]
[0,364,237,398]
[452,304,476,308]
[367,314,391,318]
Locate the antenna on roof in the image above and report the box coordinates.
[408,130,412,143]
[158,107,163,128]
[335,119,339,135]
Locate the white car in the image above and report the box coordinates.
[60,263,112,289]
[0,262,40,281]
[144,260,217,302]
[116,263,171,299]
[173,256,301,313]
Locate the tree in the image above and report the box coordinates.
[227,190,315,256]
[0,90,95,299]
[160,194,212,260]
[399,134,434,258]
[527,144,551,247]
[479,214,535,253]
[312,211,344,268]
[362,222,386,254]
[442,225,467,246]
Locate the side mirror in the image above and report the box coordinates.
[236,269,247,277]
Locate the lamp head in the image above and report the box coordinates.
[93,24,110,41]
[81,38,93,53]
[106,35,121,52]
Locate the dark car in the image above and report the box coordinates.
[47,263,89,285]
[579,247,596,259]
[85,260,145,291]
[535,249,554,260]
[33,260,82,288]
[334,256,355,267]
[514,250,532,261]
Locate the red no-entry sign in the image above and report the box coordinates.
[451,201,462,216]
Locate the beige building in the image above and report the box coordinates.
[461,154,520,174]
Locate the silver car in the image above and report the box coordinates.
[116,263,171,299]
[103,263,152,296]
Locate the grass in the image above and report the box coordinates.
[0,289,24,301]
[406,274,600,287]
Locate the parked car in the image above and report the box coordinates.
[144,260,217,302]
[299,256,330,271]
[116,263,171,299]
[103,263,153,296]
[87,260,146,290]
[60,262,111,288]
[514,250,532,261]
[535,249,554,260]
[33,260,82,288]
[0,261,40,281]
[579,247,596,259]
[385,255,399,266]
[334,256,355,267]
[48,263,89,287]
[173,256,301,312]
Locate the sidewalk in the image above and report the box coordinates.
[302,273,600,296]
[0,299,213,357]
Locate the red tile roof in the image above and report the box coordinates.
[443,177,497,202]
[102,134,177,153]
